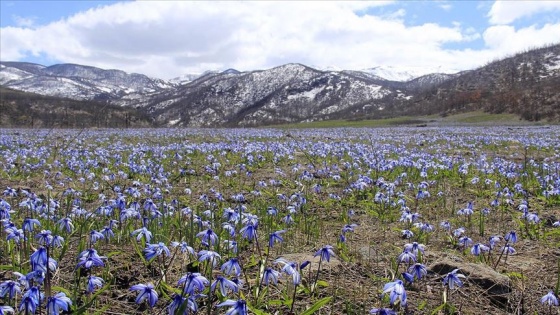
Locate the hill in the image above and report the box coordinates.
[0,87,152,128]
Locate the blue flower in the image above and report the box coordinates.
[19,286,42,314]
[221,258,242,277]
[342,224,358,233]
[404,242,425,256]
[339,233,346,243]
[314,245,335,262]
[269,230,286,248]
[267,206,278,216]
[275,258,301,285]
[470,243,490,256]
[144,242,171,261]
[130,283,158,308]
[501,244,516,255]
[131,227,153,243]
[57,217,73,233]
[19,295,38,314]
[196,229,218,245]
[223,240,238,253]
[282,214,294,225]
[442,269,466,289]
[217,299,247,315]
[458,236,473,248]
[198,250,221,267]
[505,231,518,243]
[401,272,414,284]
[407,263,427,280]
[3,187,17,197]
[171,241,195,255]
[6,228,24,244]
[89,230,105,244]
[86,275,104,294]
[30,247,47,271]
[0,280,21,300]
[382,279,407,306]
[178,273,208,295]
[401,229,414,239]
[167,294,187,315]
[240,223,258,241]
[167,293,204,315]
[35,230,53,246]
[0,305,14,315]
[398,250,416,264]
[12,272,28,289]
[25,271,45,286]
[452,227,465,237]
[51,235,64,248]
[76,249,105,270]
[22,218,41,232]
[101,226,114,240]
[440,221,451,231]
[46,292,72,315]
[488,235,502,249]
[418,222,434,233]
[541,291,559,306]
[211,275,239,296]
[370,308,397,315]
[222,222,236,237]
[262,267,280,286]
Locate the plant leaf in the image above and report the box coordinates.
[300,296,332,315]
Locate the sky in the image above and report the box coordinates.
[1,1,560,80]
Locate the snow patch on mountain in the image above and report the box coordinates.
[361,65,460,82]
[287,86,324,100]
[1,62,175,100]
[169,73,202,85]
[0,66,35,85]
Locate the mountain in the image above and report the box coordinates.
[1,43,559,126]
[398,44,560,121]
[141,63,398,126]
[169,73,202,85]
[360,65,460,82]
[0,62,175,101]
[0,87,152,128]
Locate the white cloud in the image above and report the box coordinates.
[12,15,36,28]
[483,23,560,53]
[0,1,558,79]
[488,1,560,25]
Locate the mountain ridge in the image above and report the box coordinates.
[1,43,559,127]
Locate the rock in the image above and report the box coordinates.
[429,258,511,307]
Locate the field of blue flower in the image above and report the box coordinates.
[1,126,559,315]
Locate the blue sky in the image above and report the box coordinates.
[1,1,122,28]
[1,1,559,79]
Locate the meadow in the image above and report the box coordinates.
[0,126,559,314]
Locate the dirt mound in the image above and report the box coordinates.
[430,258,512,307]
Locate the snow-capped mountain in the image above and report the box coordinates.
[3,43,558,127]
[0,61,464,126]
[0,62,44,85]
[169,73,204,85]
[0,62,175,101]
[138,63,398,127]
[361,65,460,82]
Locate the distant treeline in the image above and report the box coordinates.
[0,87,153,128]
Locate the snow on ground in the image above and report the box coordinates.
[287,86,324,100]
[360,65,461,82]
